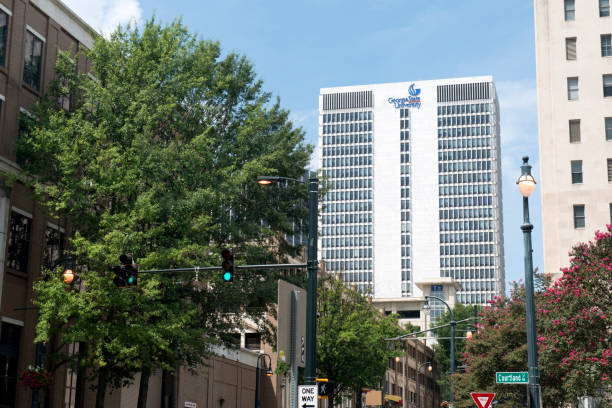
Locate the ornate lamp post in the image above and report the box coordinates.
[416,362,432,408]
[254,353,273,408]
[256,175,319,384]
[423,295,455,405]
[516,156,541,408]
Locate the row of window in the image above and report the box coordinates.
[440,231,494,244]
[437,103,491,115]
[322,111,372,123]
[322,156,372,168]
[438,115,490,127]
[569,118,612,142]
[341,271,373,283]
[440,207,494,219]
[564,0,609,20]
[439,160,492,173]
[321,133,372,145]
[439,184,493,196]
[440,219,495,231]
[323,225,373,236]
[441,243,495,256]
[323,236,373,247]
[322,144,372,156]
[438,126,492,138]
[570,159,612,183]
[322,213,373,225]
[323,177,371,191]
[326,260,373,271]
[324,201,372,213]
[400,111,412,295]
[439,149,492,162]
[324,190,372,202]
[323,167,372,178]
[322,248,373,259]
[440,195,493,208]
[439,172,492,185]
[438,137,491,149]
[565,35,612,60]
[440,255,496,268]
[567,75,612,99]
[458,292,495,304]
[322,122,372,134]
[441,267,496,280]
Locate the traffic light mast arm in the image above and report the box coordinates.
[138,263,308,275]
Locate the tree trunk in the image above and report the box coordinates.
[354,387,363,408]
[96,372,107,408]
[137,368,151,408]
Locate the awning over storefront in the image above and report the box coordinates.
[384,394,402,403]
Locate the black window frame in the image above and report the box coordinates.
[602,34,612,57]
[0,8,8,68]
[573,204,585,229]
[565,0,576,20]
[601,0,610,17]
[606,117,612,141]
[604,74,612,97]
[569,119,581,143]
[6,210,32,273]
[23,29,44,91]
[571,160,583,184]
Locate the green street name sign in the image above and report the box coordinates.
[496,372,528,384]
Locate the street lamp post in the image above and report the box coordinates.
[416,362,432,408]
[255,353,273,408]
[423,295,454,405]
[516,156,541,408]
[257,175,319,384]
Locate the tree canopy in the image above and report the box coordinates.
[18,18,312,407]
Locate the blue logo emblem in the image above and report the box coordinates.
[388,83,422,109]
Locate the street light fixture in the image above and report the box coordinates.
[416,361,432,408]
[255,353,273,408]
[256,174,319,385]
[516,156,541,408]
[423,295,455,405]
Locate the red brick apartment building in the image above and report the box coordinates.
[0,1,281,407]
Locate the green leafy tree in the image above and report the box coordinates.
[316,277,409,407]
[18,18,311,408]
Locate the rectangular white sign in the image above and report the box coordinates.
[184,402,197,408]
[298,385,318,407]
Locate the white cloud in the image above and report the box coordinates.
[62,0,143,37]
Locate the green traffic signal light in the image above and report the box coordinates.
[221,249,234,283]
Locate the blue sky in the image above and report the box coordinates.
[66,0,544,291]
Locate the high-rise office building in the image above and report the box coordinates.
[318,77,505,305]
[535,0,612,280]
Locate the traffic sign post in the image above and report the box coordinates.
[298,385,318,408]
[496,371,528,384]
[471,392,495,408]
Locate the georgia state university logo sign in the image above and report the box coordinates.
[388,83,422,109]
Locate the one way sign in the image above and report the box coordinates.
[298,385,318,407]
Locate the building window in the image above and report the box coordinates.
[603,35,612,57]
[565,0,575,20]
[604,75,612,97]
[568,77,579,100]
[566,37,577,60]
[0,8,8,67]
[608,158,612,182]
[7,210,32,273]
[0,322,21,408]
[44,225,65,269]
[601,0,611,17]
[573,204,585,229]
[606,117,612,140]
[569,119,581,142]
[571,160,583,184]
[610,203,612,224]
[23,30,44,91]
[244,333,261,350]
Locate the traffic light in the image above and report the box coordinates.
[221,249,234,282]
[317,379,333,399]
[113,254,138,288]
